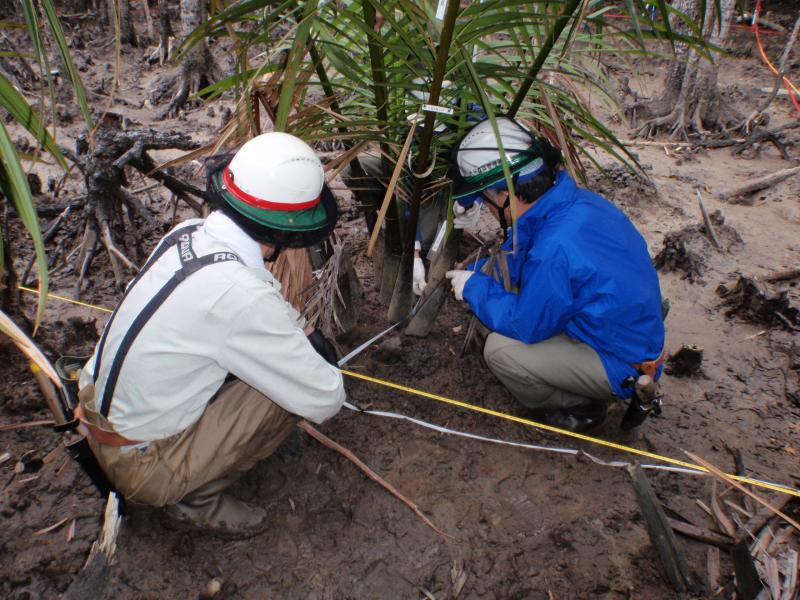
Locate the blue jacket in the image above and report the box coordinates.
[463,171,665,398]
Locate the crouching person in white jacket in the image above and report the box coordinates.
[76,133,345,539]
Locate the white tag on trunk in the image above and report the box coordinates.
[435,0,447,20]
[422,103,453,115]
[427,220,447,259]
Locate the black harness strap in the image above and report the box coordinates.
[93,223,201,382]
[98,228,242,418]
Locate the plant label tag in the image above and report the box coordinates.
[428,221,447,259]
[422,103,453,115]
[435,0,447,20]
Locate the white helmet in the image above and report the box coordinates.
[208,132,336,246]
[452,117,560,204]
[226,132,325,208]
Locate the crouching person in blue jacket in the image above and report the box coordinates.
[446,117,665,433]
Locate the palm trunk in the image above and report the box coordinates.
[361,0,403,306]
[106,0,136,45]
[387,0,461,322]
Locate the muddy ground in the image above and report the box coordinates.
[1,5,799,600]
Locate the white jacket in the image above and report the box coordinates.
[79,211,345,441]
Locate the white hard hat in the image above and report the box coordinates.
[225,132,325,209]
[452,117,559,203]
[208,132,337,245]
[456,117,535,181]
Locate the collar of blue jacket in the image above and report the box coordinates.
[463,170,666,399]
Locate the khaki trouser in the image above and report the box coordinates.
[483,333,615,412]
[78,379,298,506]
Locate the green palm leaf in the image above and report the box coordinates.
[0,121,48,331]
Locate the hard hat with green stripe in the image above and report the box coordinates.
[207,132,337,248]
[452,117,561,208]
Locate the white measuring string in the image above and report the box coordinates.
[342,402,800,491]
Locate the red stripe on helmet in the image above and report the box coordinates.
[223,167,321,211]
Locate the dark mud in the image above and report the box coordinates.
[2,5,800,600]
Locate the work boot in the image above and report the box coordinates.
[163,476,270,540]
[544,402,607,433]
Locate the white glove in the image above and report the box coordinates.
[413,256,427,296]
[453,201,481,230]
[445,269,474,301]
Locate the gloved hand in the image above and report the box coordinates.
[453,201,481,230]
[413,256,427,296]
[445,270,474,301]
[307,329,338,366]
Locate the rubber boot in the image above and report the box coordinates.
[544,401,607,433]
[163,475,269,539]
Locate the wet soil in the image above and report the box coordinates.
[2,8,800,600]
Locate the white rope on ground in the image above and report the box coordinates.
[343,402,800,494]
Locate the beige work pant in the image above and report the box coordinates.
[78,379,298,506]
[483,333,616,411]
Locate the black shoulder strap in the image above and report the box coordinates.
[97,228,242,418]
[93,223,201,382]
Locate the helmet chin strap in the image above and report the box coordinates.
[265,244,282,263]
[481,192,511,240]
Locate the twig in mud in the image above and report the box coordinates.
[0,419,55,432]
[296,420,453,540]
[740,330,767,341]
[696,189,721,251]
[685,451,800,533]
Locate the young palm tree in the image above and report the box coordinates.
[183,0,723,325]
[1,0,91,330]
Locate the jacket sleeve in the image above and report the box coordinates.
[463,245,576,344]
[219,289,345,424]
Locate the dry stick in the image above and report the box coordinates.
[297,420,452,540]
[696,189,722,251]
[0,420,55,432]
[707,547,721,593]
[685,451,800,533]
[784,550,798,599]
[718,165,800,201]
[668,518,733,548]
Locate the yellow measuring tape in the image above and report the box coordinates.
[341,369,799,498]
[18,285,114,313]
[18,284,800,498]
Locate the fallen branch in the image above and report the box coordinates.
[297,420,452,540]
[718,165,800,201]
[667,518,733,548]
[763,266,800,283]
[0,419,55,432]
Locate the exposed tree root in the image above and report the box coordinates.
[156,45,221,119]
[59,118,201,292]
